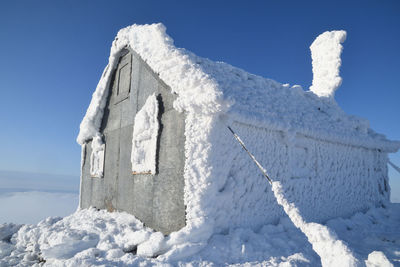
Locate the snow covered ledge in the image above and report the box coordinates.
[309,30,346,98]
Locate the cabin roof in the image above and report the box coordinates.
[77,23,399,152]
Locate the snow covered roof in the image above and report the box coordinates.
[77,23,400,152]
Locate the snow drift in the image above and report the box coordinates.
[1,204,399,266]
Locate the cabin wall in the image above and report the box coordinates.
[203,120,288,232]
[80,49,186,234]
[206,120,389,232]
[287,134,389,222]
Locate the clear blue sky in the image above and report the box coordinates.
[0,1,399,199]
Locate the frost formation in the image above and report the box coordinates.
[131,93,159,175]
[310,30,347,98]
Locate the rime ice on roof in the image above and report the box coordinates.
[77,24,398,152]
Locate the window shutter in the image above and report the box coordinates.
[131,93,159,175]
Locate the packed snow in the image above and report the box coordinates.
[0,204,399,266]
[131,93,159,175]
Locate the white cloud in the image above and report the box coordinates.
[0,191,78,224]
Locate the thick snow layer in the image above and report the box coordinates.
[310,30,347,98]
[203,121,391,234]
[1,205,399,266]
[131,93,159,175]
[89,134,105,178]
[77,23,399,151]
[210,122,392,266]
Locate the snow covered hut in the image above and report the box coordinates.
[78,23,400,236]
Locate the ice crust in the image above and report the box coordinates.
[310,30,347,98]
[131,93,159,175]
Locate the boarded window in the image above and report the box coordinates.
[114,52,132,104]
[131,93,159,175]
[90,135,105,178]
[117,62,131,96]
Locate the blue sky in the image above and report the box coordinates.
[0,0,399,199]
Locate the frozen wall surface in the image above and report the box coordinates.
[80,50,186,234]
[203,120,390,232]
[78,23,400,247]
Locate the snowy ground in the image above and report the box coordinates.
[0,203,399,266]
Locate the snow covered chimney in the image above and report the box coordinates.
[309,30,346,98]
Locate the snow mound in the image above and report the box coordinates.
[0,205,399,266]
[310,30,346,98]
[0,209,159,266]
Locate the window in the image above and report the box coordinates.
[131,93,159,175]
[114,52,132,104]
[90,134,105,178]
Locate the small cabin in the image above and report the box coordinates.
[78,23,400,235]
